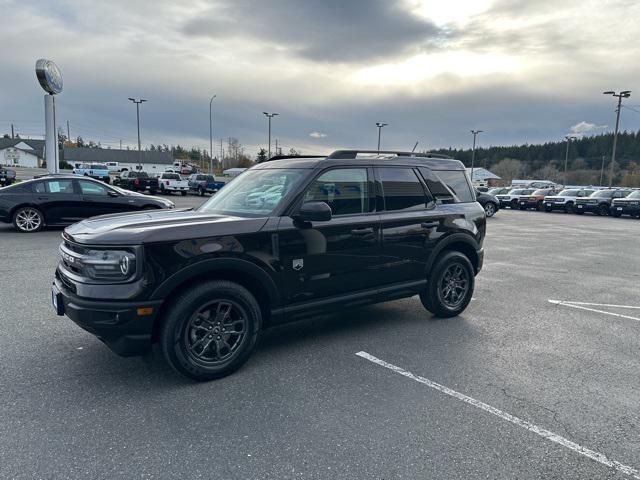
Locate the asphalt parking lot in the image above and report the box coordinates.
[1,202,639,479]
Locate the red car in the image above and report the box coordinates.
[519,188,557,211]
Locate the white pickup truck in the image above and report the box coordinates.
[157,172,189,196]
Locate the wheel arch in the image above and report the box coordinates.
[426,234,481,275]
[149,258,280,340]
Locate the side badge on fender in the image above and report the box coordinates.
[293,259,304,271]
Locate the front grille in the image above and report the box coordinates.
[57,269,77,294]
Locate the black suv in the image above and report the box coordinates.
[52,150,486,380]
[575,189,632,215]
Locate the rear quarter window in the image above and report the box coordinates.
[418,167,475,204]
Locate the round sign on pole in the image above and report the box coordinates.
[35,59,63,95]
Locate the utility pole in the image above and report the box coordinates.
[376,122,388,153]
[563,135,576,186]
[128,98,147,170]
[275,139,278,156]
[209,94,216,174]
[600,155,606,186]
[119,140,122,150]
[602,90,631,187]
[470,129,483,183]
[263,112,278,157]
[66,120,70,145]
[11,123,14,139]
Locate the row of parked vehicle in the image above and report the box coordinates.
[113,171,226,196]
[490,186,640,217]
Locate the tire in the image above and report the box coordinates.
[13,206,44,233]
[149,190,157,195]
[160,280,262,381]
[199,187,205,197]
[519,204,527,210]
[104,177,110,184]
[483,202,497,217]
[510,199,518,209]
[612,210,621,218]
[545,206,552,212]
[160,184,165,193]
[420,251,475,318]
[575,210,584,215]
[598,204,609,216]
[536,201,544,211]
[564,203,574,214]
[181,191,187,196]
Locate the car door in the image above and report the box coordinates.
[277,167,383,305]
[376,167,445,286]
[33,179,81,224]
[76,179,120,217]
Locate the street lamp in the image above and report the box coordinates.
[602,90,631,187]
[563,135,578,186]
[470,129,483,182]
[263,112,279,158]
[376,122,388,153]
[128,97,147,169]
[209,94,216,173]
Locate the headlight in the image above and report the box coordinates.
[81,249,136,280]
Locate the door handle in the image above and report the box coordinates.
[351,227,374,236]
[421,221,440,228]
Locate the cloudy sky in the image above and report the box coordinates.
[1,0,639,157]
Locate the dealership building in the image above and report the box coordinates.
[62,147,175,172]
[0,138,45,168]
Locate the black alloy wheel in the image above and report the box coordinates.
[510,199,519,209]
[598,204,609,216]
[564,203,574,214]
[420,251,475,318]
[160,280,261,381]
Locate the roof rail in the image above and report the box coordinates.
[261,155,326,162]
[327,149,452,160]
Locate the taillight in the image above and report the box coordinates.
[134,178,140,186]
[166,180,170,185]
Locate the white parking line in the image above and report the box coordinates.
[548,300,640,322]
[551,300,640,310]
[356,351,640,479]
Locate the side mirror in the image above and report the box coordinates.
[292,201,332,223]
[108,190,119,198]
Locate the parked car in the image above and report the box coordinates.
[495,188,535,209]
[104,162,123,173]
[611,190,640,218]
[188,174,226,196]
[72,163,110,183]
[475,189,499,217]
[0,166,17,187]
[0,175,174,232]
[114,170,159,194]
[518,188,557,211]
[543,188,595,213]
[157,172,189,196]
[52,149,486,381]
[575,189,632,215]
[487,187,511,196]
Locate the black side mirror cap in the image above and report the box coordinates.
[292,201,332,223]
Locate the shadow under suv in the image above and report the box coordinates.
[52,150,486,381]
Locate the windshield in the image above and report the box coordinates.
[488,188,503,195]
[625,191,640,199]
[558,190,579,196]
[532,189,550,195]
[508,189,525,195]
[591,190,614,198]
[198,168,305,217]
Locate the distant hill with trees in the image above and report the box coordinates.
[430,131,640,186]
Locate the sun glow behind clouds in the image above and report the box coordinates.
[408,0,493,25]
[351,51,523,86]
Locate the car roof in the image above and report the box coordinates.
[253,152,466,171]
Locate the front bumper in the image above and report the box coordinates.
[575,203,601,213]
[53,277,163,356]
[544,201,567,210]
[612,204,640,215]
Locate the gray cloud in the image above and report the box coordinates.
[182,0,443,62]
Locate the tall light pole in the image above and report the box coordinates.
[563,135,577,186]
[603,90,631,187]
[128,98,147,169]
[376,122,388,153]
[263,112,278,158]
[470,129,483,183]
[209,95,216,173]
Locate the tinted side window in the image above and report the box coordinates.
[304,168,369,216]
[418,167,455,204]
[429,170,475,203]
[45,179,74,194]
[379,168,429,212]
[79,180,108,196]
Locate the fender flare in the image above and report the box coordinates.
[149,257,280,304]
[425,233,481,273]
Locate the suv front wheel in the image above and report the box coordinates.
[420,251,475,318]
[160,280,262,381]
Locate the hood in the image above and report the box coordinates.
[64,209,269,245]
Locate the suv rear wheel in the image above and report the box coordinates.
[420,251,474,318]
[160,280,262,381]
